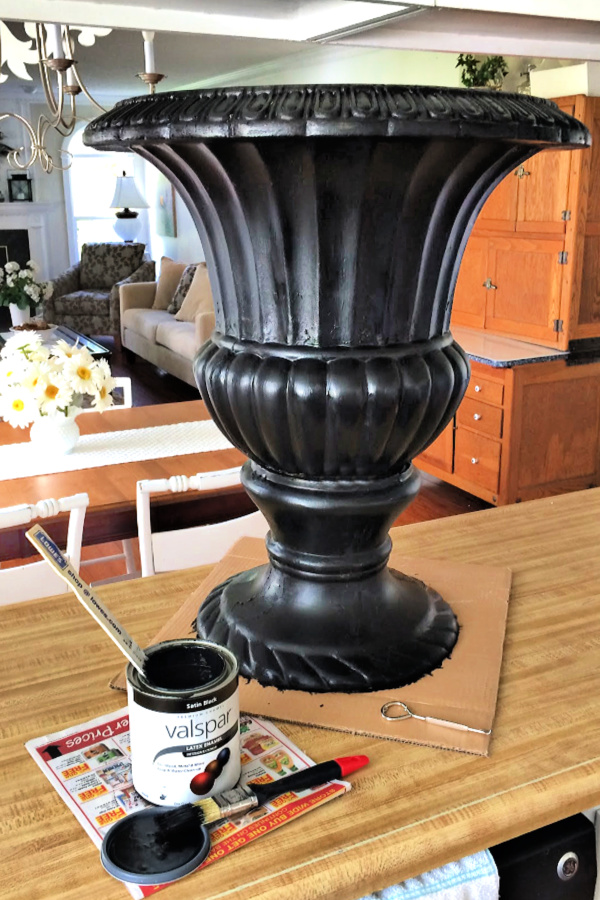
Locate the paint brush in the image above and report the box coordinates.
[155,754,369,839]
[25,525,148,676]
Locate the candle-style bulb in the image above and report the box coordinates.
[142,30,156,74]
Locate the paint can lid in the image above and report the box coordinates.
[101,807,211,885]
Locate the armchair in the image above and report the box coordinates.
[44,242,155,337]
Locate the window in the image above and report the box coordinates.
[63,125,149,260]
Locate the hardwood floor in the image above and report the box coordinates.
[6,336,490,585]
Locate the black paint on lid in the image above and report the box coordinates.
[101,807,210,885]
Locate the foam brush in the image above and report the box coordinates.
[155,754,369,840]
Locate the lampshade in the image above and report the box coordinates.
[110,173,149,209]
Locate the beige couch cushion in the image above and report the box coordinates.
[153,257,187,310]
[175,264,213,322]
[123,307,173,342]
[155,318,197,361]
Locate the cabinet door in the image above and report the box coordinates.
[476,171,518,232]
[515,148,571,235]
[484,237,564,344]
[451,235,488,329]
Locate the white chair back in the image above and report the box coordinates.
[0,493,89,605]
[136,467,268,577]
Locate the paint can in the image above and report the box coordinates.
[126,639,240,806]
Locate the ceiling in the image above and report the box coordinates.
[2,1,600,102]
[0,24,315,98]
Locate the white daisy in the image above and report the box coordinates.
[35,372,74,415]
[1,332,43,358]
[91,382,115,412]
[63,349,97,394]
[0,385,37,428]
[51,339,87,362]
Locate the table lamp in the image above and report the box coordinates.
[110,171,149,242]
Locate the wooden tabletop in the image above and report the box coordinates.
[3,487,600,900]
[0,400,250,560]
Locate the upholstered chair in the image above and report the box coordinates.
[44,242,155,337]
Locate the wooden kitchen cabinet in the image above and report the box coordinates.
[415,357,600,505]
[452,95,600,350]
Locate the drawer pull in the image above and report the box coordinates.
[473,413,481,421]
[471,457,479,465]
[474,385,481,392]
[482,278,497,290]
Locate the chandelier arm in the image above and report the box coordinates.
[36,23,61,121]
[72,64,108,113]
[0,112,37,168]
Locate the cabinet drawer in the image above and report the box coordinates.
[465,376,504,407]
[454,429,501,493]
[456,397,503,438]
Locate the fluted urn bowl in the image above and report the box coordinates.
[85,85,588,693]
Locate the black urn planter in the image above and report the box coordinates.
[85,86,588,693]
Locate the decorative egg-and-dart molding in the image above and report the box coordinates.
[85,85,589,693]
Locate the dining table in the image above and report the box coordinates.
[0,399,251,562]
[3,486,600,900]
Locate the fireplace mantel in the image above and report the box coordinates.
[0,202,58,280]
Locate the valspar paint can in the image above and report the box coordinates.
[126,639,240,806]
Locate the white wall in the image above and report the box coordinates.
[190,44,463,89]
[0,97,70,277]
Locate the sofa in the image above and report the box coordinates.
[119,257,215,388]
[44,242,155,337]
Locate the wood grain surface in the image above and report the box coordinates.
[0,400,249,560]
[3,488,600,900]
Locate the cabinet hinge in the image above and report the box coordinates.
[553,319,564,333]
[558,251,568,265]
[561,210,571,221]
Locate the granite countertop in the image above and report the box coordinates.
[451,326,568,368]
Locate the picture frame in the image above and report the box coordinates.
[8,173,33,203]
[155,172,177,238]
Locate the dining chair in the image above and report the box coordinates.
[79,375,137,581]
[136,467,269,577]
[0,493,88,605]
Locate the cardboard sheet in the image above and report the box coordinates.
[111,538,512,756]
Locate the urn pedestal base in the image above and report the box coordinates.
[196,463,459,693]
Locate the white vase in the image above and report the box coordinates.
[9,304,31,327]
[30,412,80,455]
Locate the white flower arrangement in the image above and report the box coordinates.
[0,259,53,310]
[0,333,116,429]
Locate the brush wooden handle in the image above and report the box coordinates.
[253,756,367,804]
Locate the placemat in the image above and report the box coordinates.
[111,538,512,756]
[0,419,234,480]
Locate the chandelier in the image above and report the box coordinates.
[0,22,166,173]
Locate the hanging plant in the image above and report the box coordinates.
[456,54,509,89]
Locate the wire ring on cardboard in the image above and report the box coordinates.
[381,701,413,721]
[381,700,491,735]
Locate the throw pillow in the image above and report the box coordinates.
[174,264,213,322]
[152,257,187,310]
[167,264,197,314]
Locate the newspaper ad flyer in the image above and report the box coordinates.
[26,707,349,899]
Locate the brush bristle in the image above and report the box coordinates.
[155,797,222,840]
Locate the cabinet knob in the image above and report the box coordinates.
[515,165,531,179]
[471,458,479,465]
[474,385,481,392]
[482,278,497,290]
[473,413,482,421]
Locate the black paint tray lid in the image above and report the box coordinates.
[101,807,211,885]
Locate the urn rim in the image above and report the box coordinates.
[83,83,590,149]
